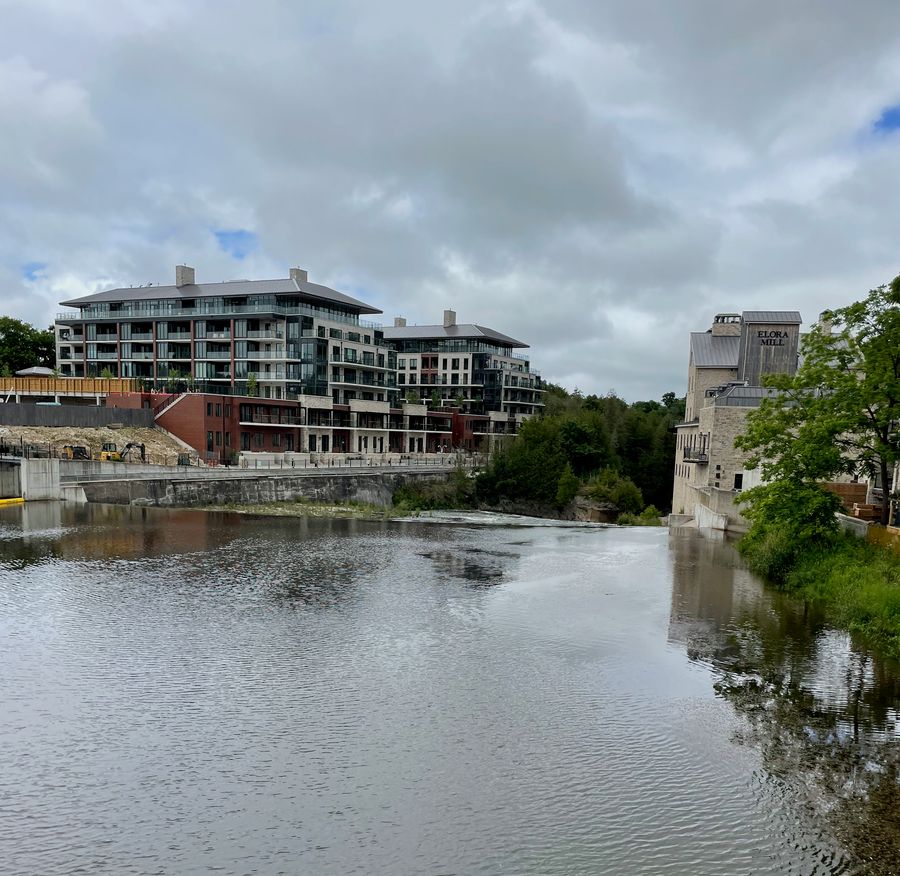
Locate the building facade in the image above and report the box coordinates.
[57,266,543,460]
[56,265,397,405]
[672,311,802,530]
[384,310,544,446]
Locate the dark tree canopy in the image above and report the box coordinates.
[477,388,683,512]
[0,317,55,375]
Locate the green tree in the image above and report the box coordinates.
[246,372,258,397]
[582,468,644,514]
[737,275,900,528]
[555,462,580,508]
[405,390,421,405]
[0,317,55,373]
[430,388,441,408]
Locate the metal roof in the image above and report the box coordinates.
[382,323,528,348]
[741,311,802,324]
[59,277,382,315]
[713,385,779,407]
[689,333,740,368]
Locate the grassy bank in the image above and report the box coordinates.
[740,529,900,657]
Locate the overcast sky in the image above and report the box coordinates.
[3,1,900,400]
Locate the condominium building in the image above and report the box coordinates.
[55,266,543,460]
[384,310,544,443]
[672,311,802,530]
[56,265,397,405]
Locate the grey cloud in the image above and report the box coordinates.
[2,1,900,401]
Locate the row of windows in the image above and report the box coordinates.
[398,357,470,371]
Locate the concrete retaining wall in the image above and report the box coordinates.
[20,458,60,501]
[0,403,154,428]
[0,463,20,499]
[78,470,452,509]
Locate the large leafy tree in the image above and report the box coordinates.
[0,317,55,374]
[736,275,900,528]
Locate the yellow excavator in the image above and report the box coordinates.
[60,445,89,460]
[92,442,145,462]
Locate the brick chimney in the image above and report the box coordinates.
[443,309,456,328]
[394,317,407,327]
[175,264,195,287]
[290,267,308,284]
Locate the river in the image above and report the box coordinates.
[1,503,898,875]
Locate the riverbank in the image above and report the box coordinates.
[740,530,900,657]
[197,497,395,519]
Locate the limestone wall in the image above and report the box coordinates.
[77,470,452,509]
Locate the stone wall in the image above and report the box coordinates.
[77,469,452,508]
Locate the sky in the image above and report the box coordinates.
[2,0,900,401]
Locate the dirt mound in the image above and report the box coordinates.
[0,424,193,466]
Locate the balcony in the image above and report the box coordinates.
[683,446,709,464]
[246,330,284,339]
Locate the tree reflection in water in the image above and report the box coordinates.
[669,529,900,874]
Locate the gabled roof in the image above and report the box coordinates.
[382,323,528,348]
[741,311,802,324]
[689,333,740,368]
[59,277,382,315]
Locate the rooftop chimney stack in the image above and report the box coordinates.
[818,310,833,336]
[175,264,195,287]
[443,309,457,328]
[394,317,407,327]
[290,267,308,284]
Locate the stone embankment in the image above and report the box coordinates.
[70,468,454,509]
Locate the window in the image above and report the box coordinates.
[398,374,406,385]
[215,431,222,446]
[451,374,459,385]
[332,346,341,360]
[224,405,231,417]
[207,431,214,452]
[452,358,459,370]
[241,432,250,450]
[733,473,743,491]
[254,433,264,447]
[409,359,417,370]
[206,403,213,416]
[225,432,231,447]
[399,358,406,369]
[215,403,221,417]
[272,433,281,447]
[442,359,448,370]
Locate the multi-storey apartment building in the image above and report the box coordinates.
[384,310,544,442]
[55,267,543,460]
[672,310,802,530]
[56,265,397,405]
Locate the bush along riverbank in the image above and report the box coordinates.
[739,525,900,659]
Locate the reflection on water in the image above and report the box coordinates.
[670,529,900,874]
[1,504,900,875]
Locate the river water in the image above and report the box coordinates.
[1,504,899,875]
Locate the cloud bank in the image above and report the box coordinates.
[3,0,900,399]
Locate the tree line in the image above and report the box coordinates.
[476,387,685,514]
[0,317,56,375]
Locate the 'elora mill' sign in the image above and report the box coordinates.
[758,330,788,347]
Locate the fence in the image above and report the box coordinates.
[0,403,154,429]
[0,377,138,396]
